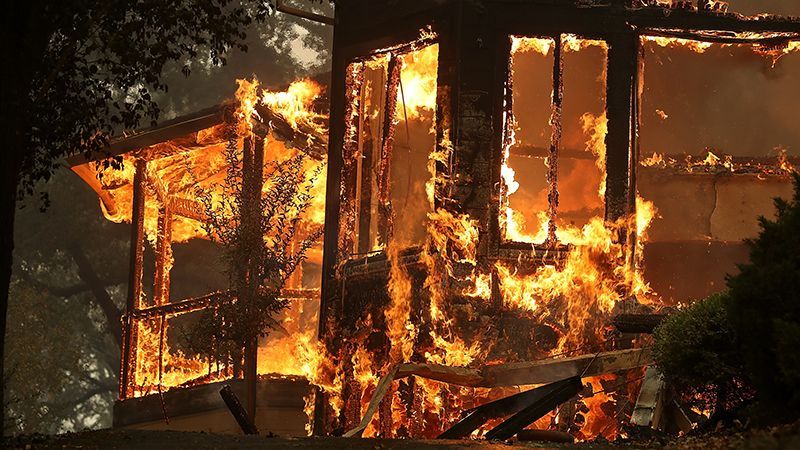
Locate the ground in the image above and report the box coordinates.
[5,424,800,450]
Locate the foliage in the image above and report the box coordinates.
[4,282,117,435]
[653,292,750,411]
[727,173,800,418]
[186,123,323,360]
[4,172,126,434]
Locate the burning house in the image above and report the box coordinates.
[68,0,800,441]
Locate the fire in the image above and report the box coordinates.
[397,44,439,120]
[511,36,553,56]
[84,75,340,418]
[580,112,608,200]
[502,36,609,246]
[643,36,713,53]
[262,79,326,131]
[577,376,619,441]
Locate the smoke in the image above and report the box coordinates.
[641,44,800,158]
[728,0,800,16]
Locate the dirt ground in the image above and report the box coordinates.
[5,425,800,450]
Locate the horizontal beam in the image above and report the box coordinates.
[395,348,652,388]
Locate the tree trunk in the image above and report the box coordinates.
[0,10,26,429]
[1,2,49,428]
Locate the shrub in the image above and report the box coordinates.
[653,292,748,411]
[727,173,800,418]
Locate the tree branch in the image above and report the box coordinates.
[66,242,122,347]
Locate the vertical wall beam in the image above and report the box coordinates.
[546,35,564,245]
[340,63,365,258]
[316,10,348,432]
[450,2,496,256]
[153,202,173,306]
[604,32,639,224]
[376,55,402,247]
[120,158,147,399]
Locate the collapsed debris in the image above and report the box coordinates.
[345,348,652,438]
[483,376,583,441]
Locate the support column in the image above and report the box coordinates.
[376,55,401,247]
[604,32,640,224]
[120,158,147,399]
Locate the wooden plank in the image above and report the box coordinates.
[484,348,652,387]
[378,350,653,389]
[396,363,483,386]
[631,365,666,429]
[220,385,260,435]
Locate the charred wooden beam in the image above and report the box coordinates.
[153,203,173,306]
[240,133,265,425]
[612,314,668,334]
[484,348,652,387]
[389,348,652,388]
[169,196,206,222]
[219,385,260,435]
[340,63,364,258]
[129,290,232,320]
[483,376,583,441]
[629,9,800,36]
[376,55,401,247]
[356,67,374,255]
[643,28,800,45]
[438,379,575,439]
[317,27,353,434]
[605,32,639,223]
[120,158,147,399]
[143,165,169,207]
[546,34,564,244]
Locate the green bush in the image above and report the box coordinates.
[727,173,800,418]
[653,292,746,411]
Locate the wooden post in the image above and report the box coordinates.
[338,62,364,259]
[546,35,564,245]
[376,55,401,247]
[357,67,375,254]
[315,14,348,434]
[604,32,639,224]
[120,158,147,399]
[154,201,172,306]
